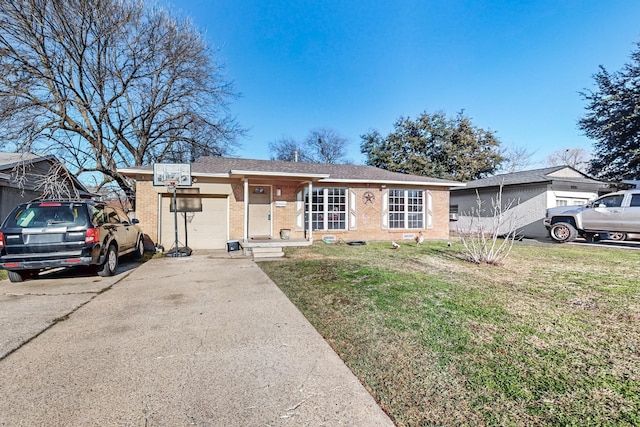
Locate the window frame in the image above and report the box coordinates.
[388,189,425,229]
[306,187,348,231]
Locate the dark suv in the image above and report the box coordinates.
[0,200,144,282]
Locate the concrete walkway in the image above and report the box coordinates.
[0,253,394,426]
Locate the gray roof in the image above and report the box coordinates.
[0,152,91,194]
[0,153,55,171]
[123,157,465,187]
[454,166,609,191]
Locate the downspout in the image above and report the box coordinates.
[243,179,249,242]
[307,181,313,242]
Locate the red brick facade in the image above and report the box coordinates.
[134,177,451,247]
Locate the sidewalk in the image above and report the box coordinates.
[0,253,394,426]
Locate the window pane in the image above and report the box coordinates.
[308,188,347,231]
[388,189,423,229]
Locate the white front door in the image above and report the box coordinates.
[248,186,272,238]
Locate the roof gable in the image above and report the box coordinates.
[0,152,90,194]
[454,165,608,190]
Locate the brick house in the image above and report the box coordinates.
[119,157,464,252]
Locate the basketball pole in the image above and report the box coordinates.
[172,184,179,257]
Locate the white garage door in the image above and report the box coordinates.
[160,196,228,250]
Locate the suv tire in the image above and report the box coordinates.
[133,237,144,260]
[550,222,578,243]
[8,271,26,283]
[97,244,118,277]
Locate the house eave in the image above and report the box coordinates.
[229,170,330,180]
[119,167,467,188]
[320,178,466,187]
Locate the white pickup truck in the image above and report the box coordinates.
[545,189,640,243]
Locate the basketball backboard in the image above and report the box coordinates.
[153,163,192,187]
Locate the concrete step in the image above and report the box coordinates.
[251,246,284,259]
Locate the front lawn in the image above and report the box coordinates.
[258,240,640,426]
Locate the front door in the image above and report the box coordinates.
[249,186,272,238]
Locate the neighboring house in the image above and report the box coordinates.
[119,157,465,251]
[0,153,92,221]
[449,166,613,239]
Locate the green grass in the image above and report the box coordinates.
[0,270,6,281]
[259,240,640,426]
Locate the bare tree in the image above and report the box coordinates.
[456,185,521,265]
[0,0,241,203]
[497,144,535,173]
[269,137,309,162]
[11,156,81,200]
[269,128,351,163]
[544,148,592,172]
[304,128,349,164]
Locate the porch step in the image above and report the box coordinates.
[251,246,284,259]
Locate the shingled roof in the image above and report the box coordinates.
[454,165,608,191]
[122,157,465,187]
[0,153,56,171]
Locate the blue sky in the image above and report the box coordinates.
[165,0,640,167]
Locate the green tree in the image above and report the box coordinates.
[0,0,241,202]
[361,111,503,181]
[579,41,640,180]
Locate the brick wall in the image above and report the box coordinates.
[134,180,161,242]
[133,177,453,246]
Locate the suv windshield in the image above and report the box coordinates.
[3,203,88,228]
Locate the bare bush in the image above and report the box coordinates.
[12,156,81,200]
[456,185,520,265]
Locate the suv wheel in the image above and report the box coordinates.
[97,244,118,277]
[8,271,26,283]
[550,222,578,243]
[133,237,144,260]
[7,269,38,283]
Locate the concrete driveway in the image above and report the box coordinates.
[0,262,140,360]
[0,253,393,426]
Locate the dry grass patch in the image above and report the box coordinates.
[259,240,640,426]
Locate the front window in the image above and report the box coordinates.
[308,188,347,230]
[389,189,424,229]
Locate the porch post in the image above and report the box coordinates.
[307,181,313,242]
[243,179,249,242]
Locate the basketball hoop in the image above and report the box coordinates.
[164,180,177,192]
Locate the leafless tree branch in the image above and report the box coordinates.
[0,0,242,203]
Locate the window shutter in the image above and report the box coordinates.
[349,190,357,230]
[381,189,389,230]
[426,190,433,229]
[295,190,305,231]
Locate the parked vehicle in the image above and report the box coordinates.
[544,189,640,243]
[0,200,144,282]
[602,231,640,241]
